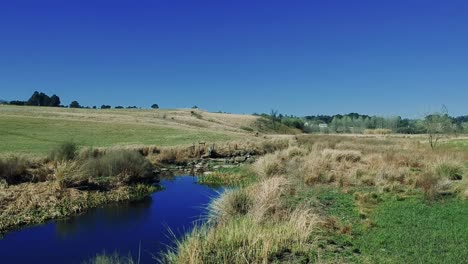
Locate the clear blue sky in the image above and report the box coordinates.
[1,0,467,117]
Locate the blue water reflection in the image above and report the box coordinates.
[0,176,221,263]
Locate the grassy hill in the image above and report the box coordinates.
[0,105,263,155]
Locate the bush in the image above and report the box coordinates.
[81,150,154,185]
[435,163,464,180]
[0,156,31,184]
[416,172,442,200]
[49,141,78,162]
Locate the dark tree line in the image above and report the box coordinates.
[8,91,61,107]
[4,91,159,110]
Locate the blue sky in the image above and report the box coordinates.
[1,0,467,117]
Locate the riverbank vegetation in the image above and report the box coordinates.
[0,137,291,235]
[0,142,160,234]
[163,135,468,263]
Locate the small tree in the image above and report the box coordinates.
[151,104,159,109]
[424,107,453,150]
[270,109,280,129]
[69,101,81,108]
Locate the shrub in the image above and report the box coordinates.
[0,156,31,184]
[81,150,154,186]
[435,163,464,180]
[49,141,78,162]
[416,172,442,200]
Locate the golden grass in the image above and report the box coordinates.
[0,181,155,233]
[0,105,259,135]
[164,135,468,263]
[165,177,319,264]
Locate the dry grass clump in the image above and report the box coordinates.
[209,177,291,224]
[434,160,464,180]
[208,189,253,223]
[256,136,466,199]
[0,156,51,185]
[151,146,198,164]
[253,151,289,178]
[322,149,362,162]
[163,207,319,264]
[164,174,318,263]
[249,177,291,223]
[0,156,31,184]
[301,154,333,185]
[286,146,309,157]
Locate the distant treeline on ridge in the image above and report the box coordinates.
[2,91,153,110]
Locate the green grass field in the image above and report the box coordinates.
[0,114,233,155]
[312,189,468,263]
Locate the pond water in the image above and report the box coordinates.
[0,176,221,264]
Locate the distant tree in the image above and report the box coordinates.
[101,105,111,109]
[69,101,81,108]
[92,106,97,109]
[424,107,454,150]
[192,105,198,109]
[269,109,280,129]
[151,104,159,109]
[115,106,124,109]
[49,94,61,107]
[127,106,137,109]
[24,91,62,107]
[27,91,49,106]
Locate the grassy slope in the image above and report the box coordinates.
[0,105,259,155]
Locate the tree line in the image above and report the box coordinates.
[257,110,468,135]
[2,91,159,110]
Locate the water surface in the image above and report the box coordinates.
[0,176,220,263]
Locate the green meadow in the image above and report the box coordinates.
[0,111,234,155]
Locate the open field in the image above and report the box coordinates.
[0,105,261,155]
[1,105,468,263]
